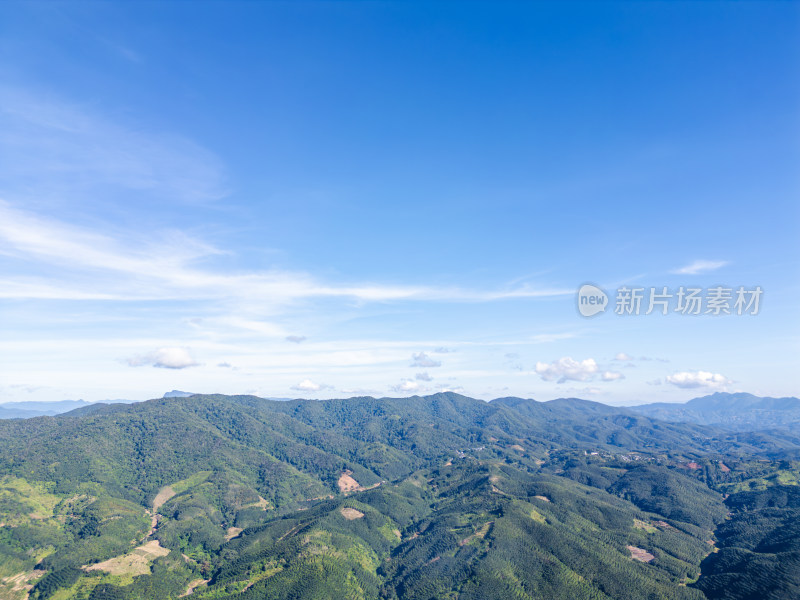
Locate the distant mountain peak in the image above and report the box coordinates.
[163,390,197,398]
[629,392,800,432]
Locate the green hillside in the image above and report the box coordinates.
[0,393,797,600]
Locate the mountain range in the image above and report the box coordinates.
[4,391,799,430]
[0,391,798,599]
[629,392,800,432]
[0,391,297,420]
[0,400,95,419]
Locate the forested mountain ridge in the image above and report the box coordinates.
[630,392,800,433]
[0,392,798,600]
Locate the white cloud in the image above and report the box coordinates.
[435,384,464,394]
[535,357,599,383]
[290,379,331,392]
[665,371,730,389]
[0,200,570,306]
[391,379,422,393]
[410,352,441,368]
[601,371,625,382]
[671,260,729,275]
[415,372,433,381]
[614,352,633,361]
[285,335,307,344]
[127,347,199,369]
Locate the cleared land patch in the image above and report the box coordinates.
[340,507,365,520]
[84,540,170,576]
[627,545,655,563]
[633,518,658,533]
[244,495,271,510]
[180,578,210,597]
[337,471,362,493]
[0,477,61,523]
[0,570,45,599]
[151,486,176,512]
[460,521,493,546]
[171,471,212,495]
[529,508,546,524]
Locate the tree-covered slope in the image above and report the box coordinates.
[692,485,800,600]
[0,393,797,600]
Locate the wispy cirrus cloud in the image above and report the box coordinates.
[0,200,570,306]
[671,260,729,275]
[0,88,612,404]
[0,87,228,203]
[0,89,570,310]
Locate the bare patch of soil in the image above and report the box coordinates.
[84,540,170,576]
[0,570,45,598]
[340,507,364,520]
[180,578,210,597]
[152,486,176,511]
[627,545,655,563]
[337,471,362,493]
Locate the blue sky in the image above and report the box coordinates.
[0,1,798,405]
